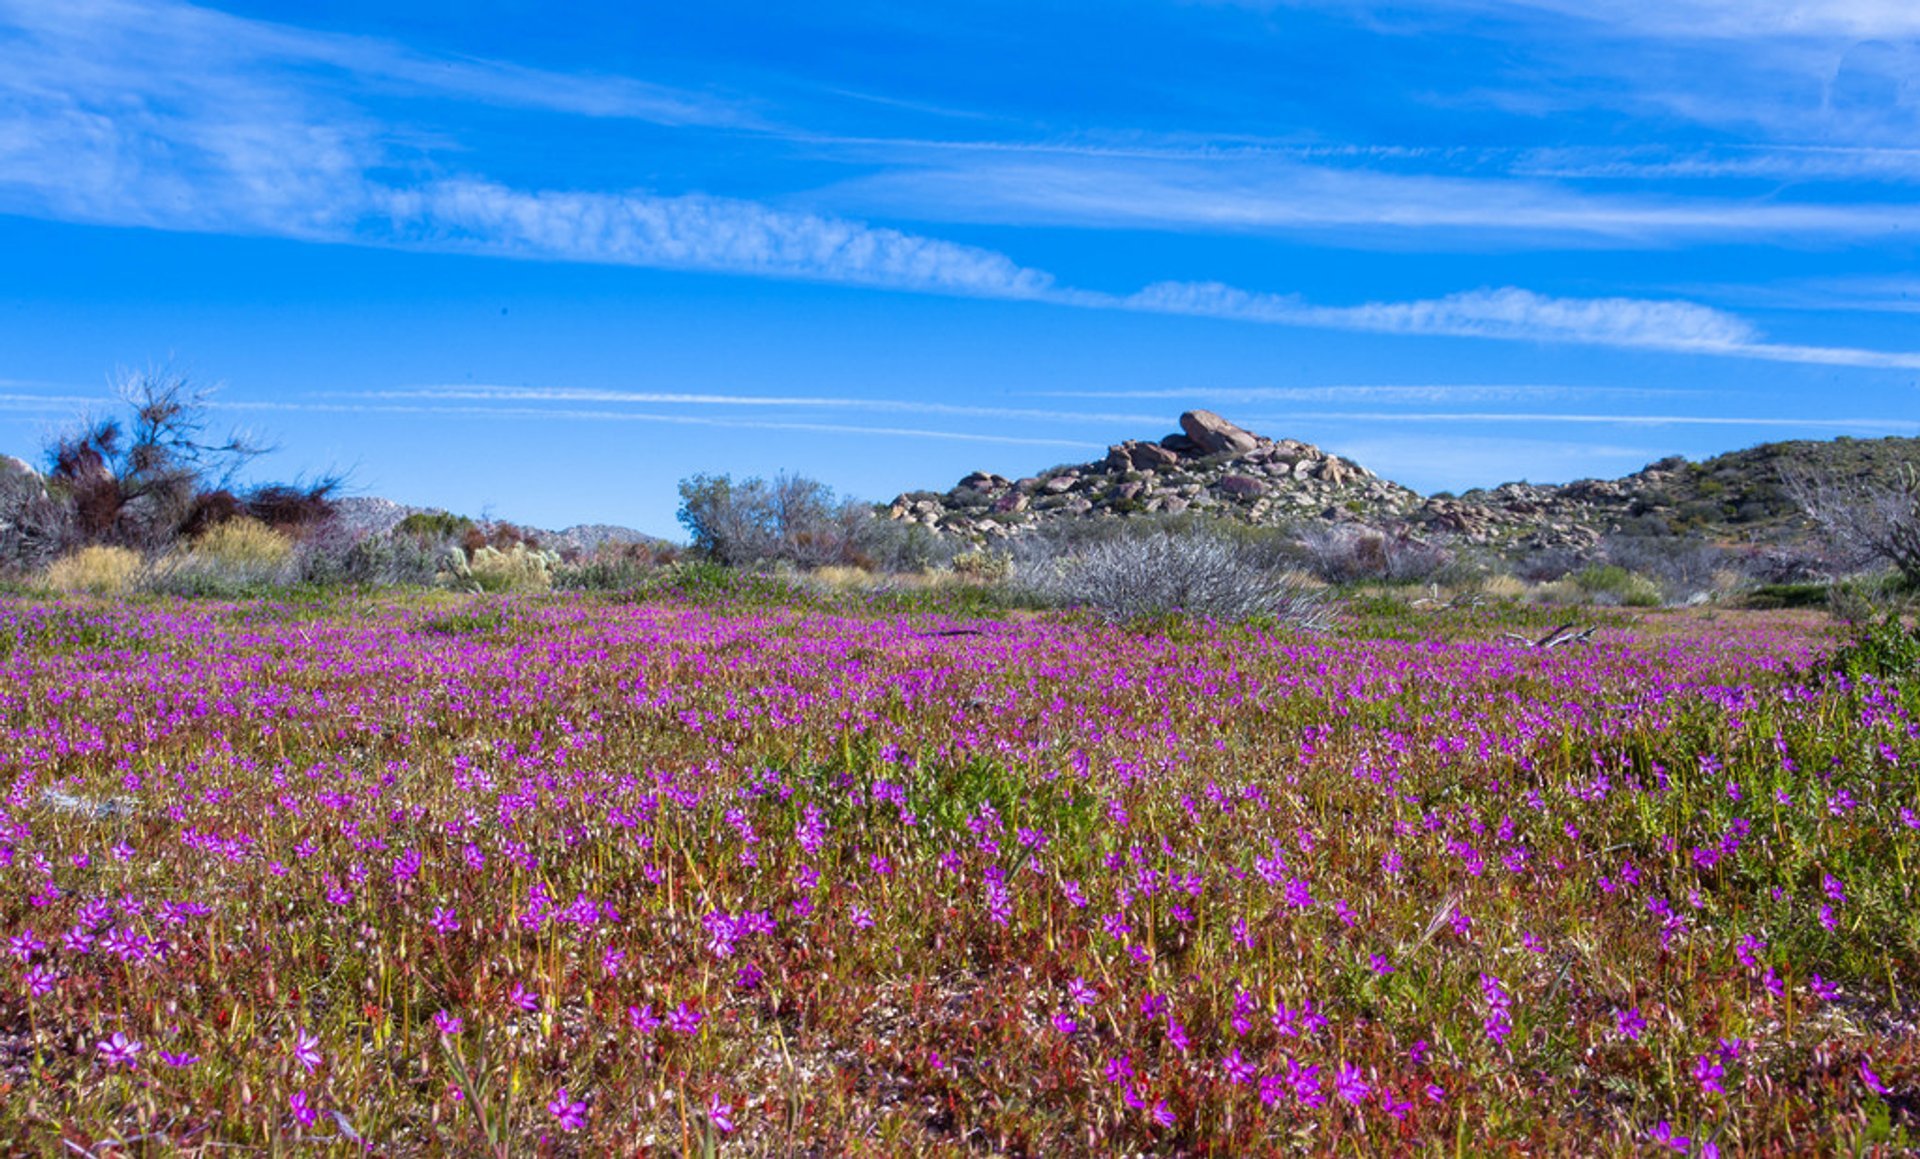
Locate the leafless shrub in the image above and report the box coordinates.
[1016,528,1333,627]
[1297,524,1455,584]
[1782,461,1920,585]
[1509,545,1584,583]
[1599,535,1730,601]
[0,461,69,576]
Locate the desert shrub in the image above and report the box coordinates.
[0,460,68,576]
[678,472,916,571]
[1571,564,1663,607]
[1478,573,1528,602]
[396,511,476,542]
[1017,528,1331,627]
[41,545,142,595]
[1600,535,1729,601]
[1296,524,1454,584]
[142,519,297,596]
[554,541,680,592]
[242,481,342,534]
[1783,460,1920,585]
[460,543,556,593]
[951,547,1012,582]
[296,526,453,588]
[1741,582,1829,611]
[854,516,957,573]
[1509,545,1584,583]
[1829,615,1920,683]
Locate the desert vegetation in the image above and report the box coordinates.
[2,382,1919,1152]
[0,590,1914,1154]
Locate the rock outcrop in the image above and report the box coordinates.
[889,411,1419,541]
[885,411,1877,556]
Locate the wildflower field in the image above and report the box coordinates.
[1,593,1915,1155]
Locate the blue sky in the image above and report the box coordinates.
[2,0,1918,536]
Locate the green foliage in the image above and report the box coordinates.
[1572,564,1663,607]
[1743,582,1829,610]
[396,511,476,542]
[1829,614,1920,682]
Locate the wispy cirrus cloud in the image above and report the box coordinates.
[1111,283,1920,369]
[1039,384,1686,403]
[381,181,1054,297]
[359,387,1158,426]
[4,0,1919,377]
[211,398,1102,449]
[819,150,1920,243]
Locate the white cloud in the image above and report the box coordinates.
[821,152,1920,243]
[1110,282,1920,368]
[3,0,1918,377]
[383,181,1054,297]
[1244,411,1918,430]
[1038,384,1685,402]
[1208,0,1920,41]
[362,386,1156,426]
[210,398,1101,449]
[0,0,745,126]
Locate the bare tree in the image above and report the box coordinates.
[38,366,334,554]
[1781,461,1920,584]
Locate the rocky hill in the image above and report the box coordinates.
[889,410,1920,556]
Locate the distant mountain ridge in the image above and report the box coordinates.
[888,410,1916,554]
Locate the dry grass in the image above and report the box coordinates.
[39,545,141,595]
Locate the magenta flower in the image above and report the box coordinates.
[1650,1120,1691,1152]
[508,981,541,1012]
[433,1009,464,1037]
[1221,1048,1255,1085]
[1151,1099,1176,1128]
[160,1050,200,1068]
[547,1087,587,1131]
[1861,1059,1893,1097]
[1287,1057,1325,1108]
[1336,1062,1370,1105]
[708,1094,736,1133]
[429,906,459,935]
[1615,1006,1646,1041]
[629,1004,661,1035]
[1051,1012,1078,1036]
[1067,976,1098,1006]
[1692,1052,1725,1096]
[290,1027,323,1073]
[1103,1055,1135,1085]
[96,1032,142,1070]
[667,1001,702,1035]
[290,1090,319,1129]
[22,964,56,997]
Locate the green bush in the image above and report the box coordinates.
[1572,564,1662,607]
[1829,615,1920,682]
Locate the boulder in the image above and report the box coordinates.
[1218,474,1269,500]
[1179,410,1260,456]
[1041,475,1077,494]
[959,471,1009,491]
[1128,442,1181,471]
[1160,433,1202,456]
